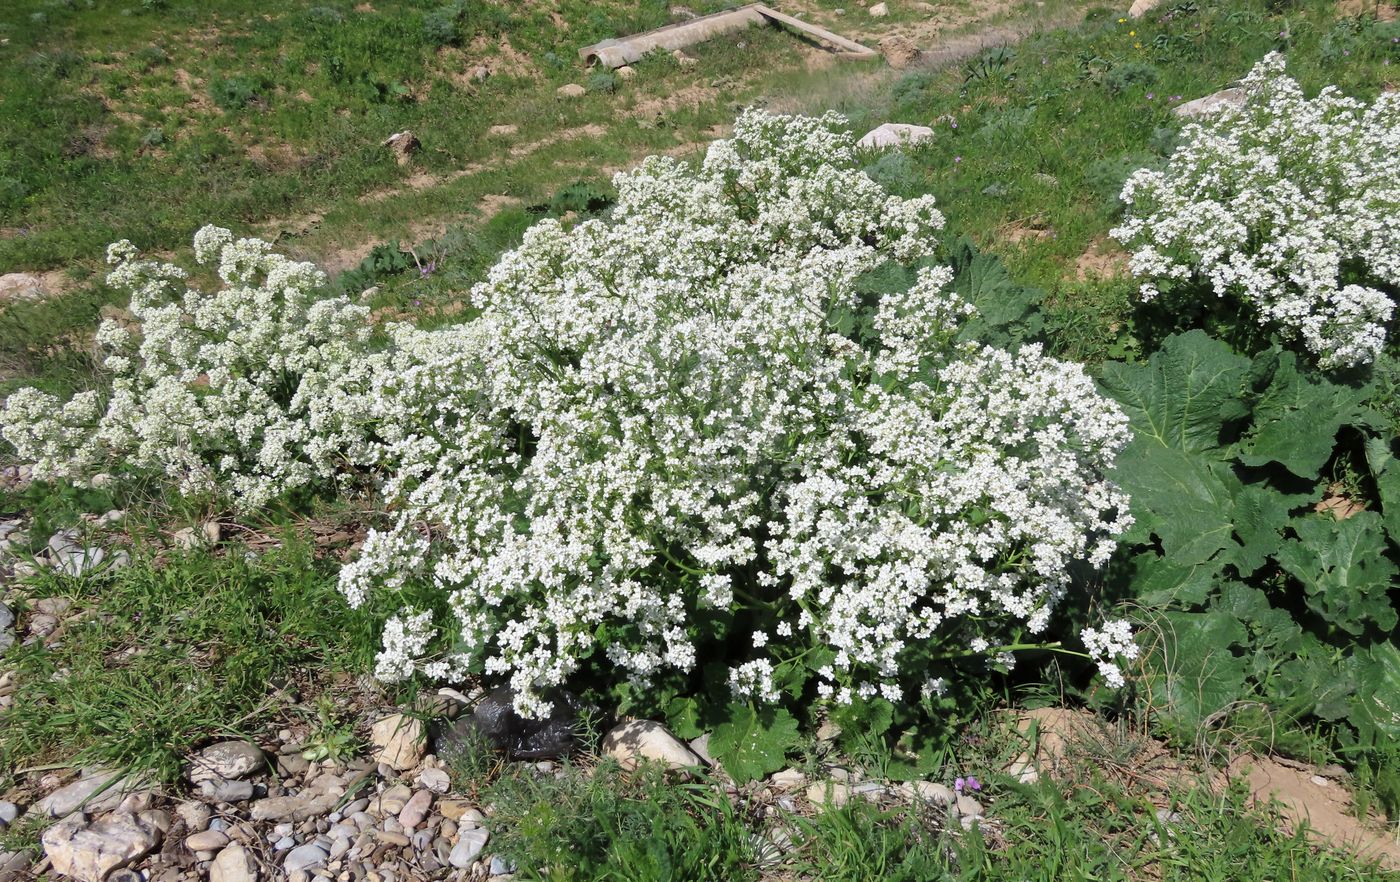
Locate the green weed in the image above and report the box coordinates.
[0,539,382,783]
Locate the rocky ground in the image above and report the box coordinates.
[0,490,992,882]
[1,707,988,882]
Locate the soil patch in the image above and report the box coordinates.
[1230,755,1400,870]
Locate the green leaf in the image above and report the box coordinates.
[1364,435,1394,478]
[940,237,1044,348]
[1276,646,1357,722]
[1222,483,1309,576]
[664,696,704,741]
[1098,330,1251,455]
[1215,581,1302,658]
[1148,610,1247,734]
[1375,464,1400,545]
[1237,351,1371,479]
[1127,552,1221,606]
[708,705,800,785]
[1114,442,1239,565]
[1353,642,1400,741]
[832,697,894,746]
[1275,513,1398,636]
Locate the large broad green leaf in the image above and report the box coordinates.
[1148,610,1248,733]
[1128,552,1221,606]
[1353,642,1400,740]
[708,705,799,785]
[1098,330,1251,455]
[1374,460,1400,546]
[1222,483,1311,576]
[1275,513,1398,635]
[1237,351,1372,479]
[1364,435,1394,479]
[948,243,1044,348]
[1114,441,1240,565]
[1277,644,1357,722]
[1214,582,1303,677]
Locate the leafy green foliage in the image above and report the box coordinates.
[944,237,1045,349]
[1100,331,1400,781]
[330,239,413,296]
[485,761,758,882]
[707,704,800,785]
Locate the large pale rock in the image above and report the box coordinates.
[37,771,147,817]
[857,123,935,150]
[185,830,229,852]
[248,792,338,822]
[0,850,34,882]
[448,827,489,868]
[418,767,450,793]
[187,741,265,784]
[0,273,44,302]
[41,811,164,882]
[556,84,586,99]
[196,778,254,804]
[1173,88,1246,119]
[282,842,328,874]
[209,843,258,882]
[1128,0,1160,17]
[769,768,806,791]
[601,721,701,772]
[899,780,955,805]
[869,2,890,16]
[397,789,433,830]
[805,779,853,810]
[371,714,425,771]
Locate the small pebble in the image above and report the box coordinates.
[186,830,230,852]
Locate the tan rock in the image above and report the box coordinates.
[1174,88,1246,119]
[371,714,425,771]
[879,35,920,70]
[805,779,852,810]
[42,811,164,882]
[210,842,258,882]
[381,131,420,166]
[601,720,701,772]
[0,273,44,302]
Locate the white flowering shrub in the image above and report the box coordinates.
[1112,53,1400,370]
[0,227,371,509]
[348,111,1135,716]
[1,111,1137,717]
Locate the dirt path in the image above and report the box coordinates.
[1231,756,1400,871]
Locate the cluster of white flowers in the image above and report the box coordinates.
[334,110,1134,716]
[0,227,371,509]
[1,110,1136,717]
[1081,619,1140,689]
[1112,53,1400,369]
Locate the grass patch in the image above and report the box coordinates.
[442,744,1400,881]
[0,539,382,784]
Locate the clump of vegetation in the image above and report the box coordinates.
[1113,54,1400,369]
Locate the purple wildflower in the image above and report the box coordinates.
[954,776,982,793]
